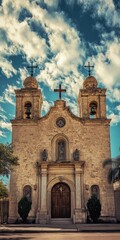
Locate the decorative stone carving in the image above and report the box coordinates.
[23,185,32,201]
[59,176,64,182]
[73,149,79,161]
[24,76,38,89]
[91,185,100,199]
[41,149,48,161]
[58,141,66,161]
[56,117,66,128]
[83,76,98,89]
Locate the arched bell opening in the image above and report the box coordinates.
[24,102,32,119]
[89,102,97,119]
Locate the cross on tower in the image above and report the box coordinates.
[27,62,38,77]
[54,84,66,99]
[84,61,94,76]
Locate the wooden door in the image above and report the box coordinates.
[51,183,71,218]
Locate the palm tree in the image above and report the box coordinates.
[103,155,120,184]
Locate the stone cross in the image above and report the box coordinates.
[27,62,38,77]
[84,61,94,76]
[54,84,66,99]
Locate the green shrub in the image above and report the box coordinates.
[87,195,101,223]
[18,196,32,223]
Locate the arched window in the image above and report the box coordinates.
[89,102,97,119]
[57,140,66,161]
[23,185,32,201]
[91,185,100,199]
[24,102,32,119]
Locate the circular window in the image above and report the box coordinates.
[56,117,66,128]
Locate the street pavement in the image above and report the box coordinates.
[0,223,120,233]
[0,232,120,240]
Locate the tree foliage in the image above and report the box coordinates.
[103,155,120,184]
[18,196,32,223]
[0,143,19,177]
[87,195,101,223]
[0,180,8,198]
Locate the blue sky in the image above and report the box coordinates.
[0,0,120,164]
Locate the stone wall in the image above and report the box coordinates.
[9,100,115,223]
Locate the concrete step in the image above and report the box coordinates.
[51,218,72,224]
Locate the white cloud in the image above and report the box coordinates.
[65,97,79,116]
[44,0,59,8]
[0,121,12,131]
[42,100,52,114]
[0,97,4,103]
[0,1,48,65]
[0,57,17,78]
[116,105,120,111]
[0,106,5,113]
[77,0,120,27]
[0,114,7,121]
[0,130,6,138]
[108,113,120,125]
[0,0,85,88]
[1,85,16,105]
[91,38,120,89]
[19,67,29,85]
[107,88,120,103]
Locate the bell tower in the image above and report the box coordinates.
[78,75,106,119]
[15,76,42,120]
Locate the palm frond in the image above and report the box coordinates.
[107,168,120,183]
[115,156,120,168]
[103,158,112,168]
[107,169,114,184]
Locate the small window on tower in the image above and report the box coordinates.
[24,102,32,119]
[89,102,97,119]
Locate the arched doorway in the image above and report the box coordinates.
[51,182,71,218]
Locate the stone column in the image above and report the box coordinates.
[39,163,47,223]
[75,163,81,209]
[80,172,84,209]
[74,162,86,223]
[8,173,18,223]
[35,164,41,224]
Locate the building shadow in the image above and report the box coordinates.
[0,233,31,240]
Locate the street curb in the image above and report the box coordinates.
[1,229,120,233]
[1,223,120,234]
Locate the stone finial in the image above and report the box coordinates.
[73,149,80,161]
[41,149,48,161]
[23,76,38,89]
[83,76,98,89]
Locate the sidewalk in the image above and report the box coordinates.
[0,224,120,233]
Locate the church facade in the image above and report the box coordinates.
[9,73,115,223]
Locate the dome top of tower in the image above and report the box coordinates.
[83,75,98,89]
[23,76,38,89]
